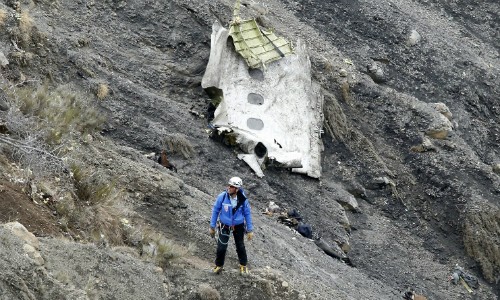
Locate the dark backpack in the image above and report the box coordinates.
[287,209,303,221]
[451,266,479,289]
[297,223,313,239]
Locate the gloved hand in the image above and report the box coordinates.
[247,232,254,241]
[209,227,216,238]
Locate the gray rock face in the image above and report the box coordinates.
[0,84,8,111]
[493,164,500,175]
[0,223,167,300]
[0,52,8,68]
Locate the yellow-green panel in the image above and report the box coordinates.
[262,43,275,52]
[250,46,267,55]
[239,22,259,31]
[229,18,294,69]
[245,38,267,48]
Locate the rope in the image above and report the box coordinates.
[216,223,233,245]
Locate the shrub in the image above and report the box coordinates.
[198,284,221,300]
[154,237,186,268]
[87,203,124,245]
[323,93,350,142]
[2,107,65,177]
[131,226,189,268]
[323,57,333,73]
[7,51,34,66]
[9,83,105,145]
[96,83,109,100]
[341,81,352,103]
[463,208,500,283]
[70,164,117,205]
[163,133,195,159]
[0,9,7,27]
[18,10,34,46]
[55,164,126,245]
[8,8,47,54]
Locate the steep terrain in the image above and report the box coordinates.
[0,0,499,299]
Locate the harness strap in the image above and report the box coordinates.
[232,190,246,214]
[219,222,235,231]
[216,222,234,245]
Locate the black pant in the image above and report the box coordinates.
[215,223,247,267]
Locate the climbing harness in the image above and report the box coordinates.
[213,191,246,245]
[216,222,234,245]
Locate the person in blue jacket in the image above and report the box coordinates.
[209,176,254,275]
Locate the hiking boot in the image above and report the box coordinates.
[212,266,223,274]
[239,265,248,275]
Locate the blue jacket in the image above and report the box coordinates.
[210,188,253,232]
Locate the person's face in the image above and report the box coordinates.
[228,185,238,195]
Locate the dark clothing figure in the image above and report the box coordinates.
[215,223,247,267]
[158,150,177,172]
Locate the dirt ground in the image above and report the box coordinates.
[0,180,63,237]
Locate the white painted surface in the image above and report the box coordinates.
[202,22,324,178]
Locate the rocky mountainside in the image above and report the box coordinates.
[0,0,498,299]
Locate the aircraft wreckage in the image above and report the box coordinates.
[202,0,324,178]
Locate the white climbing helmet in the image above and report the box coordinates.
[228,176,243,188]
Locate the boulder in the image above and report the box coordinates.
[0,51,8,68]
[367,62,386,83]
[492,163,500,175]
[430,102,453,120]
[426,113,453,139]
[23,244,44,266]
[4,222,40,249]
[323,181,361,212]
[411,136,437,153]
[407,29,421,46]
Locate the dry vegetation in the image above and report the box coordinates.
[120,219,192,268]
[9,83,105,145]
[164,133,195,159]
[197,284,221,300]
[5,7,48,56]
[18,10,34,46]
[323,92,351,142]
[1,78,188,267]
[96,83,109,100]
[1,81,106,176]
[144,230,191,268]
[341,81,352,103]
[0,9,7,26]
[322,57,334,73]
[463,207,500,283]
[57,164,126,244]
[48,162,190,266]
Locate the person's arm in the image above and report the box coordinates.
[243,200,253,232]
[210,194,223,228]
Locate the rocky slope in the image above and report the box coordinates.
[0,0,499,299]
